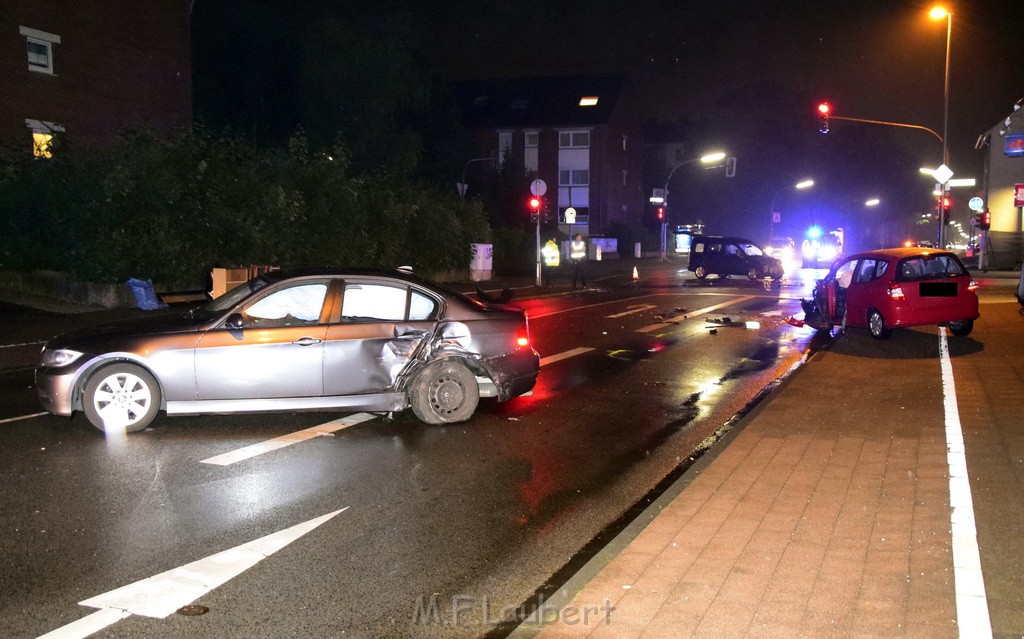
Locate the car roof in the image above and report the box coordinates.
[693,235,758,243]
[841,247,959,262]
[262,266,434,286]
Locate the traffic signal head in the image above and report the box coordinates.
[656,206,665,221]
[528,196,542,212]
[818,102,831,133]
[942,196,951,211]
[978,209,991,230]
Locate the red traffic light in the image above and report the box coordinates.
[817,102,831,133]
[942,196,951,210]
[978,209,991,230]
[528,196,542,211]
[817,102,831,115]
[656,206,665,221]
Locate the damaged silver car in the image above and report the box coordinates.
[36,268,540,433]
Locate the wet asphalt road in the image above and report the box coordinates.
[0,266,823,638]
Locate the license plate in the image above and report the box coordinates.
[919,282,958,297]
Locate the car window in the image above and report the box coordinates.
[341,283,437,322]
[693,242,705,253]
[896,255,965,281]
[854,259,877,283]
[738,242,764,256]
[835,260,857,288]
[707,243,720,254]
[875,260,889,279]
[243,283,327,326]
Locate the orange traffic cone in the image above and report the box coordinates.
[632,266,639,282]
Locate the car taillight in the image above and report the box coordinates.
[967,279,978,292]
[887,282,905,300]
[515,322,530,348]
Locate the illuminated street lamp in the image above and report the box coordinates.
[769,179,814,241]
[661,151,727,259]
[865,198,880,207]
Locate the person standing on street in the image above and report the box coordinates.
[570,233,587,289]
[542,236,560,287]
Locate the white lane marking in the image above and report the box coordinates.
[605,304,656,319]
[939,328,992,639]
[636,296,756,332]
[0,412,48,425]
[540,347,594,367]
[0,340,45,349]
[36,607,131,639]
[199,413,376,466]
[760,310,784,317]
[36,509,349,638]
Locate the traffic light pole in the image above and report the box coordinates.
[535,215,542,286]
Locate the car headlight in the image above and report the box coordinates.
[40,348,84,368]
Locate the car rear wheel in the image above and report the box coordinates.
[868,309,891,340]
[949,319,974,337]
[693,266,708,280]
[82,363,161,433]
[747,267,761,281]
[409,360,479,424]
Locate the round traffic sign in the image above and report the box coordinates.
[530,179,547,197]
[968,196,984,212]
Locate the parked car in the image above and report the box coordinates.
[36,268,540,433]
[803,248,979,339]
[688,235,784,281]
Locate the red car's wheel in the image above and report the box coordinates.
[868,309,891,340]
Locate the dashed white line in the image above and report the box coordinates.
[199,413,377,466]
[605,304,656,319]
[939,327,992,639]
[0,412,48,425]
[540,347,595,367]
[636,295,756,332]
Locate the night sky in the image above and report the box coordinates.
[194,0,1022,245]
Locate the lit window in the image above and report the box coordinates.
[20,27,60,74]
[579,96,599,107]
[33,132,54,158]
[25,119,64,158]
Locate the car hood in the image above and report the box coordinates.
[44,308,208,352]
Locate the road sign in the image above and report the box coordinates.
[1015,184,1024,207]
[530,179,547,197]
[933,164,954,185]
[968,197,984,212]
[772,211,781,223]
[564,207,577,224]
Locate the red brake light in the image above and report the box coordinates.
[515,323,530,348]
[887,282,905,300]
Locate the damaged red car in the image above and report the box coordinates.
[802,247,979,339]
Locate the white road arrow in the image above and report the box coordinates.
[38,508,348,639]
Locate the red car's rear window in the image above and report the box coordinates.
[894,254,967,282]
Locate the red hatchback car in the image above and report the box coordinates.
[805,247,979,339]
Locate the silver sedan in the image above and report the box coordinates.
[36,268,539,433]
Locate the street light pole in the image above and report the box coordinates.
[930,6,952,247]
[662,151,726,260]
[770,179,814,243]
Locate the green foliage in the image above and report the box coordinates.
[0,128,490,287]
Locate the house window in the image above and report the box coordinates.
[25,119,64,158]
[20,27,60,74]
[497,130,512,168]
[559,131,590,149]
[558,169,589,186]
[524,131,539,173]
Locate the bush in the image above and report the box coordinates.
[0,128,489,286]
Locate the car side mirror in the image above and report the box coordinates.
[225,313,245,330]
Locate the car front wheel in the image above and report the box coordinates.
[868,309,891,340]
[409,360,479,424]
[949,319,974,337]
[747,267,761,281]
[82,363,161,433]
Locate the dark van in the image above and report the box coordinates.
[688,235,784,280]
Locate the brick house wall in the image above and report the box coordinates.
[0,0,192,151]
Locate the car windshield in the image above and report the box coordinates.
[739,242,764,256]
[190,276,270,318]
[895,254,967,281]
